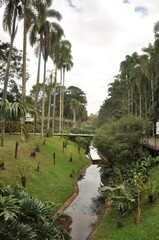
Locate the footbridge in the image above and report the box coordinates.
[53,133,94,137]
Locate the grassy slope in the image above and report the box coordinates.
[92,165,159,240]
[0,135,89,208]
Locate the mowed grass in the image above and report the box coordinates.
[92,165,159,240]
[0,135,89,208]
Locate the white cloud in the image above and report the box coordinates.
[0,0,159,114]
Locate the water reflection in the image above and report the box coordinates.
[64,164,105,240]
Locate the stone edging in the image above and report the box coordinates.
[58,160,92,213]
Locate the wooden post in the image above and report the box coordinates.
[63,142,64,153]
[78,143,81,153]
[53,152,55,165]
[15,142,18,159]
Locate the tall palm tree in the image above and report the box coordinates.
[21,0,35,141]
[1,0,22,146]
[2,0,22,101]
[58,40,73,134]
[29,0,63,139]
[120,53,138,114]
[49,32,63,136]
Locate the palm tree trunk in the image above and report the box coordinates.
[1,124,4,147]
[128,89,130,114]
[47,75,53,132]
[131,86,133,114]
[59,68,62,133]
[33,43,42,140]
[62,67,65,134]
[73,108,76,127]
[21,14,27,142]
[1,40,13,146]
[151,79,155,137]
[144,88,147,116]
[3,38,14,101]
[41,60,47,139]
[52,67,57,136]
[139,91,142,117]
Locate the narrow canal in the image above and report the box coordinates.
[64,148,105,240]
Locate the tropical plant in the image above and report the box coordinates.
[0,182,71,239]
[0,100,36,146]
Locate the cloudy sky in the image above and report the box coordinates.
[0,0,159,114]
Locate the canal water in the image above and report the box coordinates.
[64,150,105,240]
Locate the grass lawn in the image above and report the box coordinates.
[92,165,159,240]
[0,135,89,208]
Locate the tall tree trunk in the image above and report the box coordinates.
[151,79,155,137]
[47,74,53,132]
[1,10,17,147]
[139,91,142,117]
[33,41,42,140]
[52,66,57,136]
[59,68,62,133]
[41,60,47,139]
[131,86,134,115]
[1,124,4,147]
[144,87,147,117]
[62,67,65,134]
[73,108,76,128]
[128,89,130,114]
[21,12,27,142]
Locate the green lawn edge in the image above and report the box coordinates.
[92,165,159,240]
[0,135,90,209]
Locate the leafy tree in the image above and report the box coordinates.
[0,41,28,87]
[94,115,151,165]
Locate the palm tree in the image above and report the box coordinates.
[61,45,73,133]
[49,29,64,135]
[0,100,35,146]
[1,0,22,146]
[2,0,22,101]
[21,0,35,141]
[58,40,73,134]
[29,0,63,139]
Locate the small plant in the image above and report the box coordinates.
[18,166,30,188]
[35,159,40,172]
[35,145,40,152]
[0,162,4,170]
[30,152,36,158]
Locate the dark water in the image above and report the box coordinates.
[64,164,105,240]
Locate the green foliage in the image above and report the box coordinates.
[0,40,30,87]
[0,183,71,240]
[94,115,151,164]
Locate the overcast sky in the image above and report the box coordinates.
[0,0,159,115]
